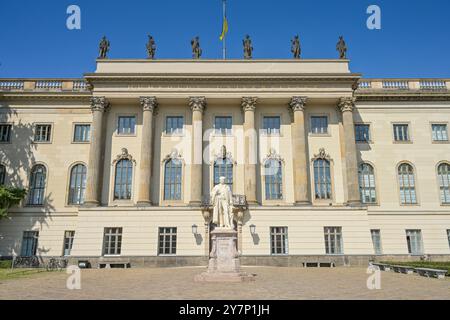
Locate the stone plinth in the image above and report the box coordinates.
[195,228,255,282]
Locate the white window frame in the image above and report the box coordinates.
[0,123,12,144]
[103,227,123,256]
[270,227,288,256]
[370,229,383,255]
[324,227,344,255]
[406,229,424,256]
[33,123,53,144]
[158,227,177,256]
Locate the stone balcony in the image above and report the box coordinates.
[0,79,89,92]
[357,79,450,91]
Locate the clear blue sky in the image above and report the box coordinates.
[0,0,449,78]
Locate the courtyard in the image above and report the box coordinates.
[0,266,449,300]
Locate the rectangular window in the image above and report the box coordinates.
[117,116,136,135]
[103,228,122,256]
[0,124,12,143]
[406,229,423,255]
[214,116,232,135]
[355,124,370,143]
[21,231,39,257]
[158,227,177,255]
[311,116,328,134]
[270,227,288,255]
[432,124,448,142]
[166,116,184,134]
[34,124,52,142]
[393,124,410,142]
[63,231,75,256]
[447,230,450,249]
[371,229,383,255]
[73,124,91,142]
[324,227,343,255]
[263,116,281,135]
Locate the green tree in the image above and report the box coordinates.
[0,187,27,219]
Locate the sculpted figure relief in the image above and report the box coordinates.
[98,36,110,59]
[211,177,234,229]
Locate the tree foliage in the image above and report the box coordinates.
[0,187,27,219]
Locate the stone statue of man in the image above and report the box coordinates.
[336,36,347,59]
[191,36,202,59]
[291,35,301,59]
[243,35,253,59]
[211,177,234,229]
[98,36,110,59]
[146,35,156,59]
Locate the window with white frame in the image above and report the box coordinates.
[270,227,288,255]
[164,159,182,200]
[28,164,47,206]
[371,229,383,255]
[406,229,423,255]
[73,124,91,142]
[34,124,52,143]
[103,228,122,256]
[117,116,136,135]
[447,230,450,249]
[21,231,39,257]
[158,227,177,255]
[314,159,332,200]
[311,116,328,134]
[63,231,75,256]
[114,159,133,200]
[0,164,5,186]
[263,116,281,135]
[0,124,12,143]
[265,159,283,200]
[68,164,87,205]
[438,163,450,204]
[324,227,343,255]
[359,163,377,204]
[393,124,410,142]
[214,158,233,188]
[165,116,184,135]
[355,124,370,143]
[432,124,448,142]
[214,116,232,135]
[398,163,417,205]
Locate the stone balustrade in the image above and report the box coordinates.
[0,79,89,92]
[358,79,450,91]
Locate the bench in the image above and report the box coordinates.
[415,268,447,279]
[303,262,336,268]
[391,265,415,275]
[98,259,131,269]
[370,263,391,271]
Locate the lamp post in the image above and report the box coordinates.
[250,224,256,235]
[192,224,198,235]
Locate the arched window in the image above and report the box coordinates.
[314,159,332,200]
[164,159,182,200]
[68,164,87,205]
[359,163,377,204]
[114,159,133,200]
[28,165,47,206]
[265,159,283,200]
[398,163,417,204]
[0,164,5,186]
[438,163,450,204]
[214,158,233,189]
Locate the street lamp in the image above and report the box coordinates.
[192,224,198,235]
[250,224,256,235]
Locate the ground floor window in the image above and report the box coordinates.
[63,231,75,256]
[270,227,288,255]
[406,229,423,255]
[158,227,177,255]
[324,227,343,255]
[447,230,450,249]
[103,228,122,256]
[21,231,39,257]
[370,229,383,255]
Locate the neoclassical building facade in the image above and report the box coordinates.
[0,59,449,266]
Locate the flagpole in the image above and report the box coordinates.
[223,0,226,60]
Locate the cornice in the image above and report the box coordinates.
[0,92,91,102]
[356,92,450,102]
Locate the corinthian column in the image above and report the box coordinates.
[338,97,361,205]
[84,96,109,207]
[289,97,310,205]
[189,96,206,205]
[137,97,158,206]
[242,97,258,205]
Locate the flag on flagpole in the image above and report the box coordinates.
[219,1,228,41]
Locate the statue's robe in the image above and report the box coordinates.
[211,184,233,227]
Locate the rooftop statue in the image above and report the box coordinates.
[336,36,347,59]
[191,36,202,59]
[291,35,301,59]
[243,35,253,59]
[98,36,110,59]
[146,35,156,59]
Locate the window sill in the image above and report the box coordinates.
[162,133,185,138]
[393,141,413,144]
[115,134,137,137]
[356,141,373,145]
[309,133,331,138]
[211,133,234,138]
[432,141,450,144]
[71,141,91,145]
[260,132,283,137]
[32,141,52,144]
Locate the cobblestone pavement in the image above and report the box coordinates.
[0,267,449,300]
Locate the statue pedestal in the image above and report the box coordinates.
[195,228,255,282]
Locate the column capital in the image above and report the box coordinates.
[90,96,110,112]
[289,96,308,112]
[241,97,258,112]
[189,96,207,113]
[338,97,356,113]
[140,96,158,113]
